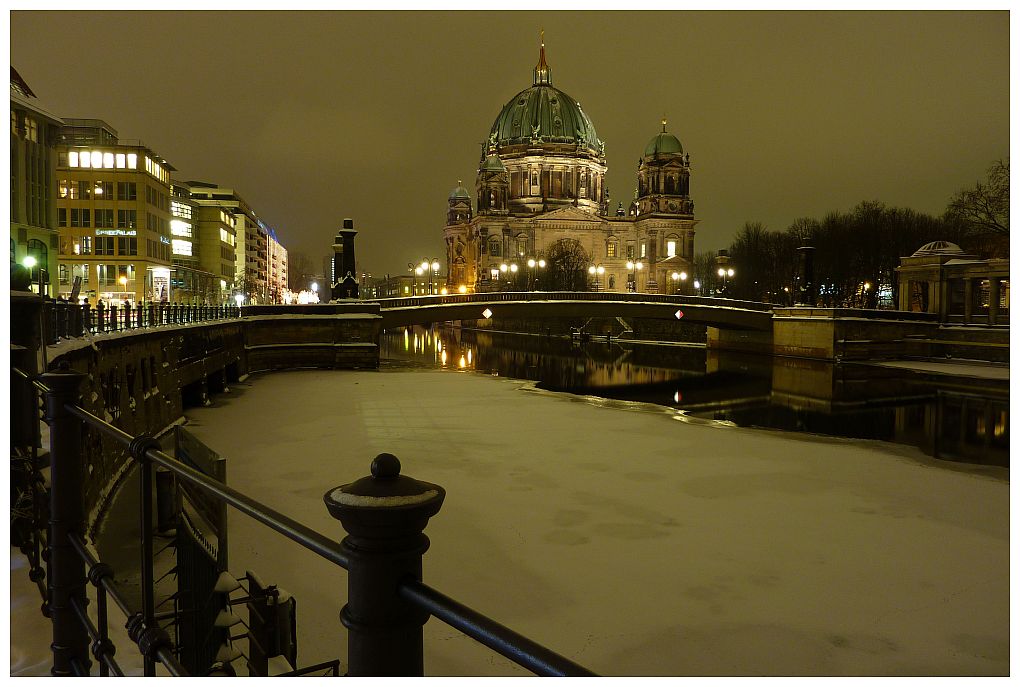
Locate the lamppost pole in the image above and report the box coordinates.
[626,260,643,293]
[588,264,604,292]
[670,271,688,295]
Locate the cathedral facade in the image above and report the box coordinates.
[443,41,697,294]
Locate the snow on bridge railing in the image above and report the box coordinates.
[11,362,598,677]
[41,300,242,345]
[373,290,774,312]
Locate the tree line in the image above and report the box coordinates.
[710,159,1008,308]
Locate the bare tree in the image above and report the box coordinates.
[544,239,590,291]
[947,159,1009,236]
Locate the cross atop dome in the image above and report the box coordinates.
[533,29,552,85]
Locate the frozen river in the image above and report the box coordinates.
[178,364,1008,676]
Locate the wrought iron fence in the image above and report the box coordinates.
[41,301,242,345]
[10,362,596,677]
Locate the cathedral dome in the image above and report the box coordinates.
[644,121,683,156]
[487,41,601,155]
[448,183,471,201]
[480,154,507,172]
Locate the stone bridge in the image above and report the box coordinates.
[372,291,774,331]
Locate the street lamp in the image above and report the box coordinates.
[670,270,688,295]
[716,267,735,296]
[509,262,519,290]
[693,279,701,296]
[588,264,605,292]
[626,260,643,292]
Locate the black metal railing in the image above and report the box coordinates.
[12,362,597,677]
[42,300,242,346]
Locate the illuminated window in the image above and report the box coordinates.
[666,239,677,258]
[25,117,38,142]
[607,240,618,258]
[172,239,193,256]
[78,151,90,168]
[103,152,114,168]
[640,243,647,258]
[81,237,91,255]
[488,238,501,257]
[127,153,137,169]
[115,153,126,168]
[91,151,102,168]
[171,219,192,237]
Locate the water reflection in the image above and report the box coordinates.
[381,326,1008,468]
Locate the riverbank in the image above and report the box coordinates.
[176,366,1007,676]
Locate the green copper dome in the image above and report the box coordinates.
[644,131,684,157]
[487,42,601,154]
[449,183,471,200]
[480,154,507,172]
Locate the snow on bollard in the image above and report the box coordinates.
[324,453,445,677]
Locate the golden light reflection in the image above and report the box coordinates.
[467,349,472,364]
[441,349,448,366]
[404,328,409,351]
[458,355,466,368]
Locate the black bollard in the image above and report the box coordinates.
[41,363,91,676]
[324,454,445,676]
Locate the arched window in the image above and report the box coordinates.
[606,237,618,258]
[488,238,501,257]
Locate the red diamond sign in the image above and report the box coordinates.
[675,309,684,320]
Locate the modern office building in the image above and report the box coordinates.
[10,67,62,297]
[167,180,221,303]
[54,118,174,304]
[266,227,288,303]
[443,41,697,294]
[185,181,272,304]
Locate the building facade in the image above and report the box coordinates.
[266,226,288,303]
[11,68,63,297]
[443,42,698,294]
[54,118,173,304]
[896,241,1009,325]
[167,180,221,303]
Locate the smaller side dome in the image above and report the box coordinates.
[480,154,507,172]
[644,119,683,156]
[912,241,964,257]
[449,182,471,200]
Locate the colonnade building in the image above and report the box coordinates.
[443,41,698,294]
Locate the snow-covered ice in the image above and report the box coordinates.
[9,363,1008,677]
[174,366,1008,676]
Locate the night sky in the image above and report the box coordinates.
[10,11,1008,282]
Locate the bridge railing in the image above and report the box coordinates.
[41,301,242,346]
[12,362,597,677]
[375,290,774,312]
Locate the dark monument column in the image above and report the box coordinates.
[796,245,816,306]
[331,218,360,300]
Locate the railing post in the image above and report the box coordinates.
[41,362,91,676]
[323,454,445,676]
[148,302,156,328]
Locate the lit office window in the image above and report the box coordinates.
[103,152,114,168]
[116,153,126,168]
[127,153,137,169]
[91,151,102,168]
[69,151,79,167]
[172,239,193,256]
[79,152,90,168]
